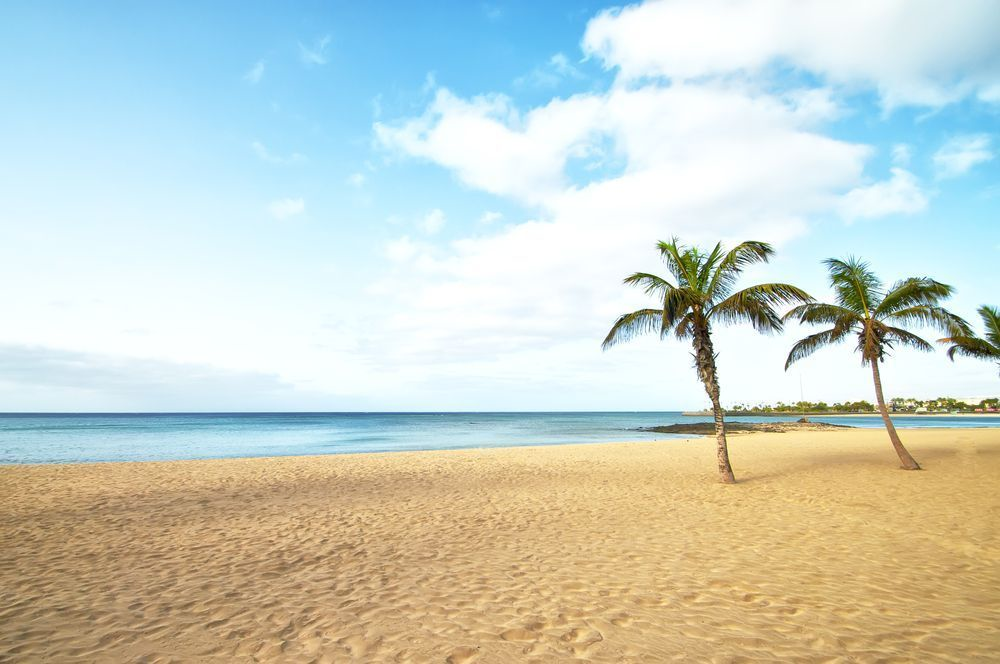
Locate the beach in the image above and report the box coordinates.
[1,428,998,662]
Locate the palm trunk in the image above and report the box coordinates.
[871,361,920,470]
[693,325,736,484]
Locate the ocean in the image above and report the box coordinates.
[1,412,997,465]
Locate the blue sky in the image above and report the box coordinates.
[0,0,997,411]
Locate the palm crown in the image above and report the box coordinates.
[603,239,811,348]
[940,305,1000,374]
[783,257,970,369]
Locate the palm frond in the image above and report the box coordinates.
[663,287,699,330]
[623,271,674,297]
[722,241,774,270]
[884,305,971,336]
[674,312,696,341]
[979,305,1000,348]
[875,278,954,316]
[785,328,839,370]
[783,302,859,326]
[712,292,782,333]
[939,335,1000,361]
[824,256,881,316]
[602,309,665,350]
[697,242,726,293]
[882,326,933,353]
[711,283,812,334]
[708,241,775,301]
[736,283,812,307]
[656,238,698,287]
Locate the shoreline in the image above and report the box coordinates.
[684,411,1000,417]
[3,424,999,468]
[0,436,702,469]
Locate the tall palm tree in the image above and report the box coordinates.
[783,257,970,470]
[603,238,811,483]
[939,305,1000,375]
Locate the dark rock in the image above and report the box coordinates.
[636,421,854,435]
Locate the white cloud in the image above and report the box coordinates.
[244,59,265,84]
[419,208,446,234]
[385,236,417,262]
[370,81,873,385]
[346,172,367,187]
[268,198,305,220]
[933,134,994,179]
[376,88,605,205]
[252,141,305,165]
[781,88,841,123]
[839,168,928,221]
[299,35,331,66]
[478,211,503,225]
[378,84,866,213]
[367,2,1000,399]
[582,0,1000,108]
[515,52,585,88]
[383,235,437,264]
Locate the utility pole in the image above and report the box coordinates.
[799,373,805,419]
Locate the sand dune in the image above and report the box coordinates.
[1,428,998,662]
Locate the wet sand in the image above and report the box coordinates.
[1,428,998,662]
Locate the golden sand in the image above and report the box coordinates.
[1,428,998,662]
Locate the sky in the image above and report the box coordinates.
[0,0,998,412]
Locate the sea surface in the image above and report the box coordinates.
[0,412,997,465]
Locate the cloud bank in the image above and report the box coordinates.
[365,0,999,403]
[583,0,1000,108]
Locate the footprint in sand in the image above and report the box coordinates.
[561,628,603,644]
[610,614,633,627]
[339,634,378,657]
[499,628,539,642]
[446,646,479,663]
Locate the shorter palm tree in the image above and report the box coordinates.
[603,238,811,483]
[939,305,1000,375]
[784,257,970,470]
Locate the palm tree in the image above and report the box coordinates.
[939,305,1000,375]
[603,238,811,483]
[783,257,970,470]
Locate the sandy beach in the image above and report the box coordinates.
[1,428,998,663]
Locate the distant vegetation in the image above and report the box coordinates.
[727,397,998,414]
[726,401,877,414]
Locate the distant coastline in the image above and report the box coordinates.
[683,411,1000,418]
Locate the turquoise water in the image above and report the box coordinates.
[0,412,996,464]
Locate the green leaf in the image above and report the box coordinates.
[711,282,812,334]
[602,309,665,350]
[785,328,841,369]
[875,277,954,316]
